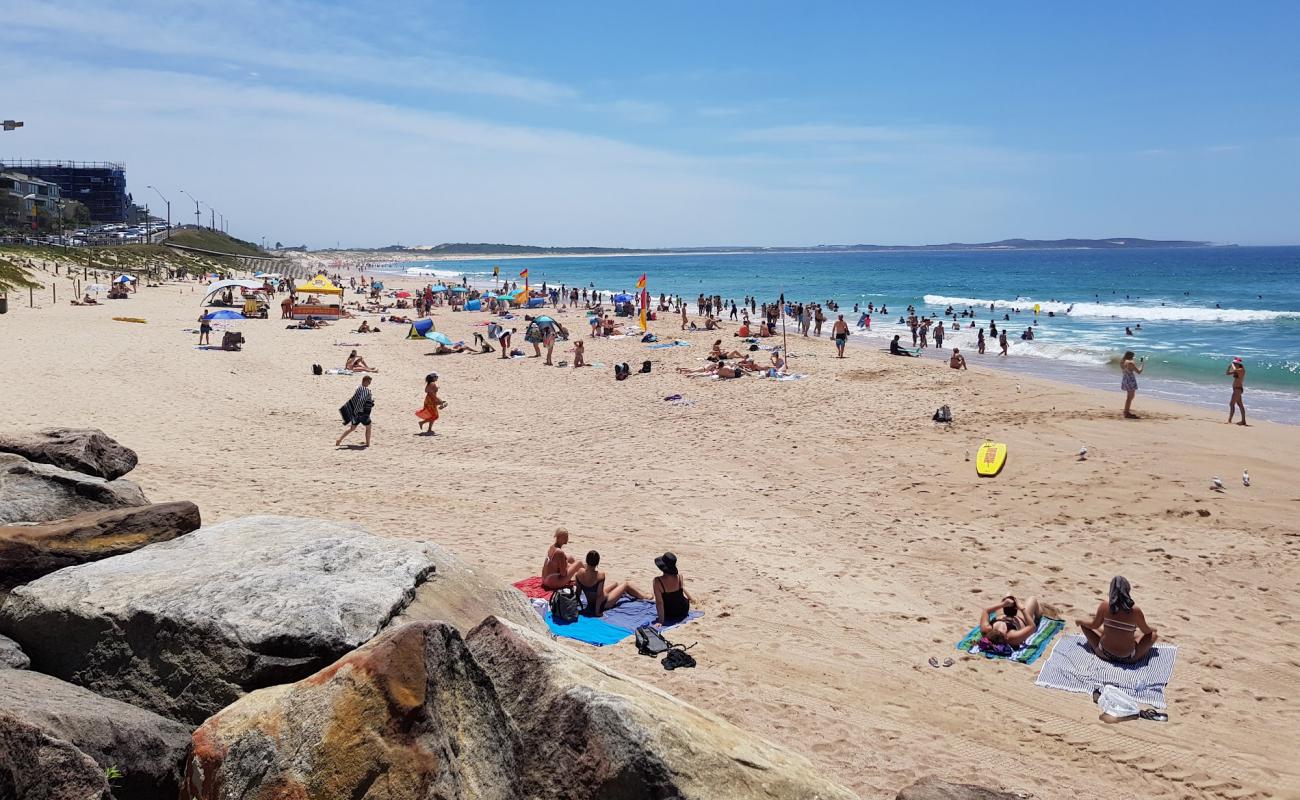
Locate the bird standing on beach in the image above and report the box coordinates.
[1242,469,1250,487]
[1078,446,1088,461]
[1211,476,1226,492]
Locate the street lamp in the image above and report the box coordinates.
[146,185,170,238]
[179,189,200,229]
[201,202,216,231]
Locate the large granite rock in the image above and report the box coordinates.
[0,712,110,800]
[0,516,440,724]
[0,634,27,669]
[0,670,192,800]
[896,777,1026,800]
[467,616,860,800]
[387,541,549,636]
[183,619,857,800]
[182,621,521,800]
[0,501,200,588]
[0,427,139,480]
[0,453,148,525]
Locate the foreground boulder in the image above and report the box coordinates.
[183,622,521,800]
[467,617,859,800]
[387,541,549,636]
[0,670,192,800]
[183,618,859,800]
[0,634,27,669]
[0,427,139,480]
[0,712,110,800]
[896,777,1025,800]
[0,453,148,525]
[0,501,200,588]
[0,516,440,724]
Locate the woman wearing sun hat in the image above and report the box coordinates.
[651,552,694,626]
[1226,357,1247,425]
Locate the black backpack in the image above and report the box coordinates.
[312,364,323,376]
[550,586,581,624]
[932,405,953,423]
[635,625,671,655]
[638,360,652,374]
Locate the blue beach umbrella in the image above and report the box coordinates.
[425,331,454,346]
[613,293,633,303]
[450,286,469,293]
[202,310,245,320]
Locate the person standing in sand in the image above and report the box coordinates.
[543,327,557,366]
[415,372,446,434]
[1226,357,1247,425]
[542,528,581,590]
[1120,350,1144,419]
[832,314,849,358]
[336,375,374,448]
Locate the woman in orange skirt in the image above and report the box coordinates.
[416,372,445,434]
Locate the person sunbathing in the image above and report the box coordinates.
[541,528,581,590]
[432,342,468,354]
[345,350,378,372]
[573,550,646,616]
[978,594,1043,648]
[1076,576,1157,663]
[82,293,99,305]
[651,552,693,626]
[710,340,742,360]
[736,355,765,372]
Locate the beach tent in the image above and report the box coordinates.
[202,309,245,320]
[406,318,437,339]
[296,274,343,295]
[465,299,482,311]
[201,280,267,305]
[429,284,449,292]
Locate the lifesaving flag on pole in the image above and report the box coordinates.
[493,265,500,277]
[520,267,529,289]
[637,273,648,332]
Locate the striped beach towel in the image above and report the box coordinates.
[956,616,1063,665]
[1034,635,1178,708]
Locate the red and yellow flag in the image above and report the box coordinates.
[637,273,648,332]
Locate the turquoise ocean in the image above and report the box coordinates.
[378,246,1300,423]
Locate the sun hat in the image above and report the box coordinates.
[1232,357,1243,364]
[654,552,679,575]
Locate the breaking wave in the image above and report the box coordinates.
[922,295,1300,323]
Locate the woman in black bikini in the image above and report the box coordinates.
[573,551,645,617]
[652,552,693,626]
[1076,575,1158,663]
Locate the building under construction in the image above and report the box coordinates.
[0,160,130,222]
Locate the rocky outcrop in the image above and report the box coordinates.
[387,541,549,636]
[0,670,192,800]
[182,618,859,800]
[0,634,27,669]
[0,453,148,525]
[466,616,860,800]
[182,622,521,800]
[0,712,110,800]
[896,777,1026,800]
[0,501,200,587]
[0,427,139,480]
[0,516,440,724]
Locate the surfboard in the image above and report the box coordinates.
[976,441,1007,477]
[112,317,147,324]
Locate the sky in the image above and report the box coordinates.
[2,1,1298,248]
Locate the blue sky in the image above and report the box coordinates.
[3,1,1298,247]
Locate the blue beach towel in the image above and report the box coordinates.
[956,617,1064,665]
[1034,635,1178,708]
[646,340,690,349]
[545,599,702,646]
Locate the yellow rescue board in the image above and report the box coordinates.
[976,441,1007,477]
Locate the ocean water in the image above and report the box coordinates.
[379,247,1300,422]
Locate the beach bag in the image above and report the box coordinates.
[663,646,697,670]
[635,625,671,656]
[932,405,953,423]
[550,586,580,624]
[639,360,652,374]
[1097,685,1140,718]
[312,364,323,376]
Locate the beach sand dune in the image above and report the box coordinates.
[2,268,1297,799]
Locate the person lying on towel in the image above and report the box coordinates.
[978,594,1044,652]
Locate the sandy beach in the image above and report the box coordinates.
[2,263,1298,800]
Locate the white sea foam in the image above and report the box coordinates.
[404,266,474,278]
[922,295,1300,323]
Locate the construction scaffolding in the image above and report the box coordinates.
[0,159,129,222]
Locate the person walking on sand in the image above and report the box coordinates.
[832,314,849,358]
[416,372,446,434]
[1120,350,1144,418]
[1226,357,1247,425]
[336,375,374,448]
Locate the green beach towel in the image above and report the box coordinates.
[957,617,1064,665]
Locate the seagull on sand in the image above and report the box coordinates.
[1243,469,1250,487]
[1211,476,1226,492]
[1078,445,1088,461]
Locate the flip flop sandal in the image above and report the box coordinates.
[942,658,955,668]
[1139,708,1169,722]
[927,657,940,668]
